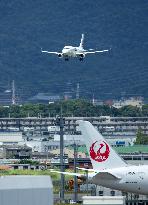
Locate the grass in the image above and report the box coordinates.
[0,169,84,204]
[0,169,61,180]
[0,169,84,194]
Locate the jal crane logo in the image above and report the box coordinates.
[90,141,110,162]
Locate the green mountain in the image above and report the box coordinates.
[0,0,148,101]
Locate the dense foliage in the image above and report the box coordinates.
[134,128,148,145]
[0,100,148,118]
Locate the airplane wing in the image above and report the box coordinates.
[84,49,109,54]
[49,169,97,180]
[41,48,61,55]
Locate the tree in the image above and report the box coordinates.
[134,128,148,145]
[142,105,148,116]
[119,105,142,117]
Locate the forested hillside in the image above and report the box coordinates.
[0,0,147,100]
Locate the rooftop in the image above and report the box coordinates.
[73,145,148,155]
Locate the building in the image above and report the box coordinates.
[0,175,53,205]
[24,141,43,152]
[0,144,32,159]
[27,93,61,104]
[53,134,82,142]
[8,163,47,171]
[113,97,143,109]
[0,116,148,135]
[0,132,23,144]
[82,196,125,205]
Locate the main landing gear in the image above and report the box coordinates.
[79,57,84,61]
[64,56,69,61]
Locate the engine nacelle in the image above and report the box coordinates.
[58,53,62,58]
[79,53,85,58]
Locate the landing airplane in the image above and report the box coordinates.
[50,121,148,195]
[41,34,109,61]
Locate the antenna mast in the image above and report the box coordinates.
[76,83,80,99]
[12,80,16,105]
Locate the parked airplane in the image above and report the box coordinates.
[50,120,148,195]
[41,34,109,61]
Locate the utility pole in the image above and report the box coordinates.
[86,169,89,196]
[73,142,78,203]
[92,93,95,105]
[84,164,89,196]
[56,115,65,203]
[76,83,80,99]
[12,80,16,105]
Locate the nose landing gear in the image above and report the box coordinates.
[64,55,69,61]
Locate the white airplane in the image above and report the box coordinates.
[50,120,148,195]
[41,34,109,61]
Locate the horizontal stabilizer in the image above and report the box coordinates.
[49,169,83,177]
[94,172,121,180]
[76,167,97,172]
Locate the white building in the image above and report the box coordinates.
[24,141,43,152]
[53,134,82,142]
[47,126,60,133]
[82,196,125,205]
[0,175,53,205]
[113,97,143,109]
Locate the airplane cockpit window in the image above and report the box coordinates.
[128,172,135,175]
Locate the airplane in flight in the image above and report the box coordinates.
[41,34,109,61]
[50,120,148,195]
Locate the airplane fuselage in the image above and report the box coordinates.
[62,46,85,58]
[92,165,148,195]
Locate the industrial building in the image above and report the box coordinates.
[0,144,32,159]
[0,132,23,144]
[0,175,53,205]
[0,116,147,135]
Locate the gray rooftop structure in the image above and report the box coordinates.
[0,175,53,205]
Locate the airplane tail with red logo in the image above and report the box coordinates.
[78,120,127,170]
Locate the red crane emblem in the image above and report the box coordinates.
[90,141,110,162]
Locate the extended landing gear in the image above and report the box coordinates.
[79,57,84,61]
[65,57,69,61]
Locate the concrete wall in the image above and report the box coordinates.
[82,196,125,205]
[0,132,22,143]
[0,175,53,205]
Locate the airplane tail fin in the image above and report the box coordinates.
[78,120,126,170]
[79,34,84,48]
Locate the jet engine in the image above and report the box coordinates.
[79,54,85,58]
[58,54,63,58]
[79,53,85,61]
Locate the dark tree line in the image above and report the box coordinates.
[0,100,147,118]
[134,128,148,145]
